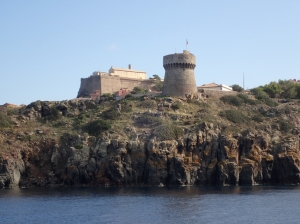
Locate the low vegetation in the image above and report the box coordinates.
[251,88,278,106]
[219,110,249,124]
[153,122,183,140]
[278,119,293,133]
[251,79,300,100]
[131,86,148,94]
[0,113,13,128]
[101,93,115,100]
[83,119,111,136]
[220,94,258,106]
[1,79,298,152]
[220,95,243,106]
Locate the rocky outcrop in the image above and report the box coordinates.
[0,148,25,188]
[1,121,300,188]
[18,99,98,121]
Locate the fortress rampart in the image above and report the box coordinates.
[77,74,152,97]
[77,75,101,98]
[77,64,151,97]
[162,50,197,97]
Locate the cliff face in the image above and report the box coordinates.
[1,125,300,187]
[1,93,300,188]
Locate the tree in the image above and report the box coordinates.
[153,81,163,91]
[250,87,268,98]
[131,86,146,94]
[278,80,297,99]
[231,84,244,92]
[83,119,111,136]
[151,74,163,91]
[250,87,278,106]
[263,81,282,98]
[152,74,161,80]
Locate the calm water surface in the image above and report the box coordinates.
[0,186,299,224]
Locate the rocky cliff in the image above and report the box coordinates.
[1,92,300,188]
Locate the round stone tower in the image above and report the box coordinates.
[162,50,197,97]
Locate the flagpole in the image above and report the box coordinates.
[186,39,188,50]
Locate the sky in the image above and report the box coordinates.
[1,0,300,105]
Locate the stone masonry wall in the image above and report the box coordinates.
[77,75,153,97]
[77,76,100,97]
[163,68,197,97]
[162,51,197,97]
[100,75,122,95]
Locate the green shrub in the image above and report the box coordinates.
[0,113,13,128]
[171,102,182,111]
[197,101,211,109]
[101,109,120,120]
[101,93,115,100]
[231,84,244,92]
[282,105,292,114]
[251,88,278,106]
[201,113,216,123]
[153,123,183,140]
[6,108,14,116]
[237,94,258,105]
[278,119,292,133]
[131,86,147,94]
[252,114,264,123]
[60,133,79,146]
[198,108,210,114]
[74,144,83,149]
[220,95,243,106]
[83,119,111,136]
[258,95,278,107]
[77,113,87,121]
[135,115,162,127]
[125,94,133,99]
[44,107,62,121]
[183,120,193,125]
[117,100,134,112]
[137,100,157,109]
[219,110,249,124]
[153,81,163,91]
[85,101,98,110]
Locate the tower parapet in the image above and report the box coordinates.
[162,50,197,97]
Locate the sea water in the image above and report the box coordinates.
[0,186,299,224]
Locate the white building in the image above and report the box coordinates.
[198,83,232,91]
[91,64,147,80]
[109,64,146,79]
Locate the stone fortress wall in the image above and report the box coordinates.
[77,75,102,98]
[162,50,197,97]
[77,65,152,97]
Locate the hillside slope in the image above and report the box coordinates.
[1,91,300,188]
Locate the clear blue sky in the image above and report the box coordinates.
[1,0,299,105]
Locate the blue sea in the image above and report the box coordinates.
[0,186,299,224]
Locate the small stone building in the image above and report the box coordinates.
[115,88,131,100]
[90,90,101,100]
